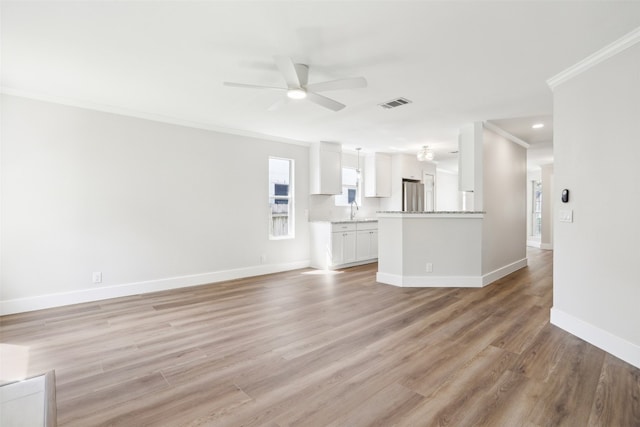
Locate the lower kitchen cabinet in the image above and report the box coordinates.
[310,221,378,269]
[356,227,378,261]
[332,228,357,266]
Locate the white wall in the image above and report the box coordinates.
[551,40,640,368]
[1,95,310,313]
[481,128,527,275]
[435,169,460,211]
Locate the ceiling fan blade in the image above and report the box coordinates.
[294,64,309,87]
[306,92,346,112]
[223,82,286,90]
[306,77,367,93]
[267,97,289,111]
[274,56,301,89]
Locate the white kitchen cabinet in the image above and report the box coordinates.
[364,153,391,197]
[332,229,357,265]
[356,224,378,261]
[310,141,342,195]
[309,221,378,269]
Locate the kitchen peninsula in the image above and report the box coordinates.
[376,211,525,287]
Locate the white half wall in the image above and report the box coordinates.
[1,95,311,314]
[551,38,640,368]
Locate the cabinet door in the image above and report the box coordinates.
[364,153,391,197]
[320,149,342,194]
[332,231,356,265]
[356,230,371,261]
[357,230,378,261]
[331,232,344,265]
[370,230,378,258]
[342,231,357,264]
[310,142,342,195]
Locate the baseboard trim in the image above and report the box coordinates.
[527,240,541,248]
[551,307,640,369]
[482,258,528,286]
[376,258,527,288]
[376,272,483,288]
[0,260,310,315]
[540,243,553,250]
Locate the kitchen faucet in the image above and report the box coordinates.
[350,200,359,221]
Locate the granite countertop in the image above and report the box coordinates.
[310,218,378,223]
[377,211,485,214]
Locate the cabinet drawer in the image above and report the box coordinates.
[356,222,378,231]
[331,223,357,232]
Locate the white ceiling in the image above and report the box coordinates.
[2,1,640,169]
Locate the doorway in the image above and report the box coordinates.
[423,172,435,212]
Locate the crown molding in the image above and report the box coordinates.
[547,26,640,90]
[0,87,310,147]
[483,121,530,148]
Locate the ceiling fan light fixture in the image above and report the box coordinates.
[287,88,307,100]
[417,145,434,162]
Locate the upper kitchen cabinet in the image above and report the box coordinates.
[310,141,342,195]
[364,153,391,197]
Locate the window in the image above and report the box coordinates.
[269,157,294,239]
[334,167,361,206]
[532,180,542,237]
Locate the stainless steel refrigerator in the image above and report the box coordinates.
[402,179,424,212]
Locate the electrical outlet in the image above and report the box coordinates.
[426,263,433,273]
[92,272,102,284]
[260,254,267,264]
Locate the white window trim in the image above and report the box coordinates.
[335,167,361,207]
[269,157,295,240]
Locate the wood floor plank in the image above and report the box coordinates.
[1,248,639,426]
[390,345,518,426]
[588,353,640,426]
[525,336,606,426]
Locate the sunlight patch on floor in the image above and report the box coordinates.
[0,344,30,383]
[301,270,344,276]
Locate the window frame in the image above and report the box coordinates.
[334,167,361,207]
[531,180,542,237]
[268,157,295,240]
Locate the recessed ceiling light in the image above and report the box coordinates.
[532,123,545,129]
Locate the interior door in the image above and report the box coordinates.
[423,172,435,212]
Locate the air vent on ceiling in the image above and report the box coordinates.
[379,97,412,109]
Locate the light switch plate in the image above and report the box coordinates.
[559,209,573,223]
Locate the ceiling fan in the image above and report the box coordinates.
[223,56,367,112]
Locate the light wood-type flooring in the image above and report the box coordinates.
[1,248,639,426]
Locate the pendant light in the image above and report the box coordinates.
[417,145,434,162]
